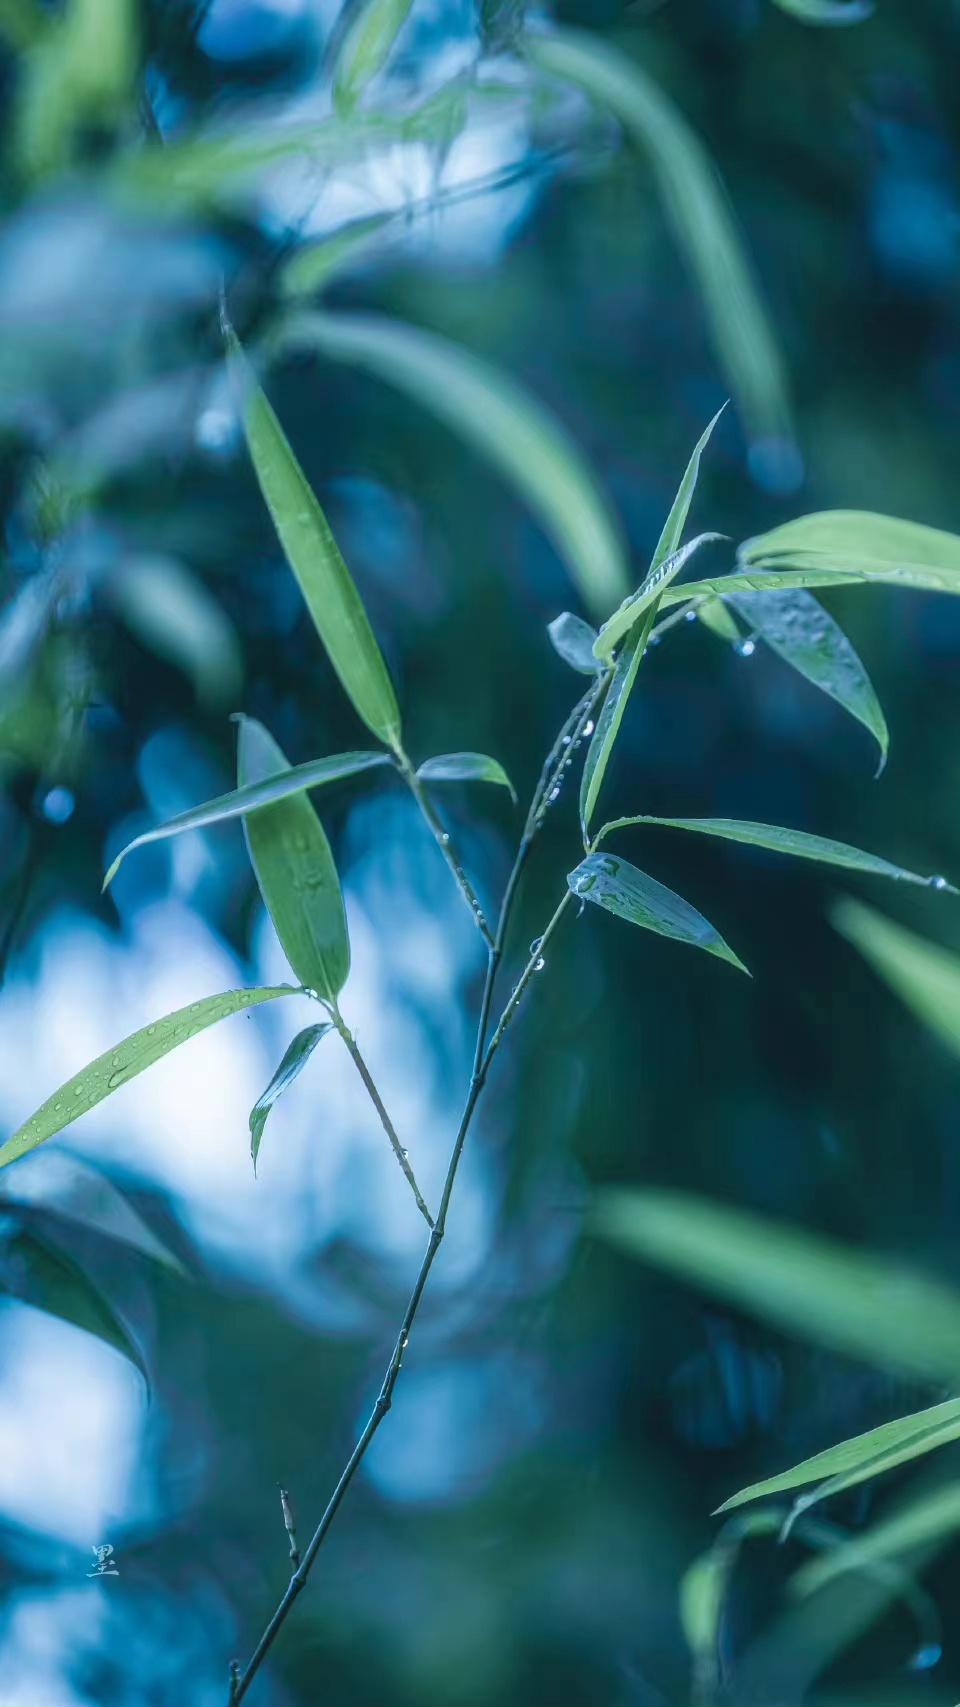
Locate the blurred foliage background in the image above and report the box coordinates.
[3,1,960,1703]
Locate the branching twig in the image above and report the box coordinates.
[332,1009,435,1228]
[395,748,494,947]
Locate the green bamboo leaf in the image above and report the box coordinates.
[728,586,889,771]
[103,751,389,889]
[0,1224,146,1377]
[17,0,137,175]
[0,985,299,1172]
[280,214,392,300]
[277,311,629,616]
[740,510,960,578]
[680,1514,780,1673]
[662,556,960,607]
[770,0,872,20]
[652,407,726,572]
[249,1023,332,1174]
[580,611,655,836]
[333,0,415,113]
[226,327,402,748]
[592,1188,960,1384]
[791,1482,960,1601]
[832,899,960,1061]
[595,815,955,893]
[0,1152,185,1274]
[569,852,748,972]
[237,717,350,1004]
[548,612,603,675]
[594,533,723,658]
[0,0,45,50]
[417,752,516,803]
[696,596,741,642]
[525,29,792,452]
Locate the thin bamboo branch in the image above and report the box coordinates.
[333,1012,435,1228]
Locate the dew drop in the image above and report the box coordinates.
[534,956,546,972]
[734,638,757,658]
[548,786,560,802]
[908,1643,942,1673]
[529,936,543,956]
[684,610,697,623]
[582,720,595,737]
[930,875,949,891]
[439,832,450,846]
[400,1148,409,1160]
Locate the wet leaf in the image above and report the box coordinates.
[0,985,299,1171]
[333,0,415,113]
[832,899,960,1061]
[0,1222,146,1377]
[595,816,955,892]
[790,1481,960,1599]
[227,327,402,749]
[651,407,726,574]
[592,1189,960,1384]
[739,510,960,587]
[728,586,888,770]
[249,1023,331,1174]
[548,611,603,675]
[696,596,741,642]
[237,717,350,1004]
[580,612,654,836]
[417,752,516,803]
[770,0,873,20]
[569,853,748,972]
[103,751,389,890]
[278,311,629,616]
[594,533,723,658]
[526,29,792,452]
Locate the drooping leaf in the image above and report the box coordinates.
[226,327,402,749]
[237,717,350,1004]
[106,557,243,711]
[728,585,888,770]
[417,752,516,803]
[592,1189,960,1384]
[333,0,415,113]
[525,29,792,452]
[249,1023,331,1174]
[790,1481,960,1600]
[548,611,603,675]
[832,899,960,1061]
[103,751,389,890]
[569,852,748,972]
[594,534,723,658]
[0,1222,146,1377]
[280,213,392,300]
[696,596,741,642]
[276,311,629,616]
[770,0,873,21]
[739,510,960,583]
[595,815,955,893]
[0,1152,185,1274]
[680,1513,780,1673]
[0,985,299,1172]
[580,611,654,836]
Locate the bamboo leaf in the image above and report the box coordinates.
[832,899,960,1061]
[662,556,960,607]
[548,611,603,675]
[0,984,297,1172]
[696,596,741,642]
[333,0,415,113]
[770,0,873,20]
[652,408,726,575]
[0,1152,185,1275]
[569,852,748,972]
[237,717,351,1004]
[0,1223,146,1377]
[277,311,629,616]
[249,1023,331,1174]
[417,752,516,803]
[103,751,389,889]
[525,29,792,452]
[592,1188,960,1384]
[790,1482,960,1600]
[594,533,723,658]
[740,510,960,579]
[226,327,402,748]
[580,611,655,836]
[595,815,955,893]
[727,586,889,770]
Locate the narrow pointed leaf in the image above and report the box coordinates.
[771,0,872,21]
[580,610,654,835]
[652,406,726,572]
[417,752,516,803]
[728,586,888,770]
[0,1225,146,1378]
[741,513,960,571]
[832,899,960,1061]
[280,213,392,300]
[0,985,298,1172]
[790,1482,960,1600]
[696,596,741,642]
[569,852,748,972]
[592,1188,960,1384]
[237,717,350,1003]
[594,533,723,658]
[227,328,401,748]
[525,29,792,451]
[103,751,389,889]
[278,311,629,616]
[0,1152,185,1274]
[333,0,415,113]
[595,815,955,892]
[548,611,603,675]
[250,1023,331,1174]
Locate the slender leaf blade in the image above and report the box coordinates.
[569,852,748,972]
[333,0,415,113]
[595,533,723,658]
[740,512,960,572]
[770,0,872,21]
[417,752,516,803]
[0,1152,185,1274]
[696,596,741,642]
[790,1483,960,1600]
[832,899,960,1061]
[652,407,726,573]
[0,1223,146,1377]
[250,1023,331,1174]
[580,612,653,835]
[548,611,602,675]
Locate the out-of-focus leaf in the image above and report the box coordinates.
[569,852,748,972]
[728,585,888,770]
[237,717,350,1004]
[17,0,137,175]
[548,612,602,675]
[740,511,960,579]
[595,815,956,892]
[697,596,741,641]
[280,214,392,300]
[250,1023,331,1174]
[278,311,629,616]
[0,0,44,50]
[791,1482,960,1600]
[227,327,402,749]
[525,28,792,452]
[417,752,516,803]
[681,1513,780,1676]
[592,1189,960,1384]
[0,1152,185,1274]
[103,751,389,890]
[333,0,415,113]
[770,0,873,21]
[0,1222,145,1377]
[594,532,723,657]
[580,612,654,835]
[106,557,243,711]
[0,984,299,1171]
[832,899,960,1061]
